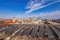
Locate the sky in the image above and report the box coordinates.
[0,0,60,19]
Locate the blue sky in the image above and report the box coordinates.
[0,0,60,19]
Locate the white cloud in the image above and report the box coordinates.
[38,11,60,19]
[25,0,60,14]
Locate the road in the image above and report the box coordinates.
[0,24,60,40]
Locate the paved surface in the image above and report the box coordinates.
[0,24,60,40]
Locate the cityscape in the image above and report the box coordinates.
[0,0,60,40]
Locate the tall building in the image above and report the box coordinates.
[12,17,16,22]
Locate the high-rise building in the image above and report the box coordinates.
[12,17,16,22]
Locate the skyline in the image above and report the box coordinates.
[0,0,60,19]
